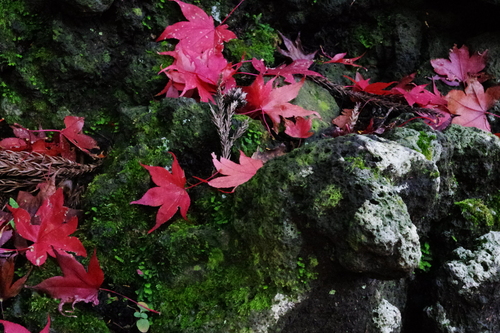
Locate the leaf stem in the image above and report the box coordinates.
[220,0,245,25]
[99,288,161,314]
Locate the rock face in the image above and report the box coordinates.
[425,232,500,332]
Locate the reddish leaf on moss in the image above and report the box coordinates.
[284,117,314,138]
[431,44,488,86]
[446,78,500,131]
[344,73,396,95]
[251,58,322,84]
[0,316,50,333]
[0,256,30,302]
[156,0,236,53]
[278,32,317,61]
[208,151,263,189]
[8,188,86,266]
[32,250,103,315]
[131,152,190,233]
[60,116,99,156]
[393,84,447,107]
[324,52,364,67]
[242,75,319,131]
[158,48,236,103]
[0,137,28,151]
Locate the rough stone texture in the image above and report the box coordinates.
[60,0,115,13]
[447,232,500,298]
[425,232,500,333]
[372,299,402,333]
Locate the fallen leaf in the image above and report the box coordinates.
[0,316,50,333]
[131,152,190,233]
[393,84,447,107]
[9,188,86,266]
[446,78,500,131]
[242,75,319,131]
[208,150,263,189]
[0,138,28,151]
[0,256,30,303]
[158,48,236,103]
[344,73,396,95]
[324,52,364,67]
[431,44,488,85]
[251,58,322,84]
[278,32,317,61]
[156,0,236,53]
[32,250,103,315]
[284,117,314,138]
[60,116,99,156]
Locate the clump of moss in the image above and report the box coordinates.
[455,198,495,228]
[226,13,279,65]
[314,184,343,216]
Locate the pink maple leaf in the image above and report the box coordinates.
[284,117,314,138]
[32,249,104,315]
[278,32,317,61]
[251,58,322,84]
[60,116,98,153]
[131,152,190,233]
[431,44,488,86]
[208,151,263,189]
[156,0,236,54]
[446,78,500,131]
[393,84,447,107]
[324,52,364,67]
[8,188,86,266]
[0,316,50,333]
[242,75,320,131]
[344,73,396,95]
[158,48,237,103]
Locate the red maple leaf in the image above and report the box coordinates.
[131,152,190,233]
[8,188,86,266]
[284,117,314,138]
[0,137,28,151]
[393,84,447,107]
[324,52,364,67]
[344,73,396,95]
[0,256,30,303]
[431,45,488,86]
[446,78,500,131]
[156,0,236,54]
[158,48,237,103]
[0,316,50,333]
[242,75,320,131]
[60,116,99,156]
[251,58,322,84]
[208,151,263,189]
[32,249,104,315]
[278,32,317,61]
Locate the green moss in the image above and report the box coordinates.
[455,198,495,227]
[233,116,267,157]
[344,156,369,171]
[314,184,343,216]
[225,14,279,65]
[353,15,392,49]
[416,131,437,161]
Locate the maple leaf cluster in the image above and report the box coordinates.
[156,0,345,139]
[0,183,104,322]
[0,116,100,161]
[134,0,368,234]
[131,150,263,233]
[332,45,500,134]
